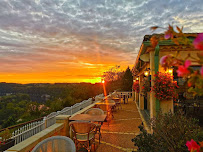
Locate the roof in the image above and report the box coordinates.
[132,33,198,75]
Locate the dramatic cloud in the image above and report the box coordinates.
[0,0,202,83]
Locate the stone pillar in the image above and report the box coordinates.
[56,115,71,137]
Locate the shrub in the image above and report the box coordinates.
[0,129,12,143]
[132,111,201,152]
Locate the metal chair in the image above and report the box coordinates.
[97,104,113,125]
[69,121,97,152]
[85,108,104,115]
[32,136,76,152]
[84,108,104,143]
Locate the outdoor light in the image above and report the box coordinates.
[168,69,173,74]
[136,77,139,80]
[168,67,173,74]
[102,80,105,84]
[144,68,150,77]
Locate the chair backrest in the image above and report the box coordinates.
[32,136,76,152]
[84,108,104,115]
[104,99,115,103]
[69,121,96,134]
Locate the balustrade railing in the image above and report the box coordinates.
[1,93,106,146]
[12,120,45,144]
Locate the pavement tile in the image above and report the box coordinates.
[95,98,141,152]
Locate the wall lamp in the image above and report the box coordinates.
[168,67,173,74]
[144,68,150,77]
[133,77,139,82]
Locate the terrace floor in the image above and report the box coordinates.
[94,98,142,152]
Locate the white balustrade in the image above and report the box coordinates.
[9,93,110,146]
[60,107,71,115]
[71,103,81,114]
[12,120,45,145]
[46,112,57,128]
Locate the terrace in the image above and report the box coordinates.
[3,91,145,152]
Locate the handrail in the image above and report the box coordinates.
[0,93,107,146]
[0,117,44,132]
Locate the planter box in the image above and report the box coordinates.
[160,99,174,114]
[0,139,15,152]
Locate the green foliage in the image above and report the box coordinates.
[132,112,201,152]
[0,83,104,128]
[0,129,12,142]
[121,67,133,91]
[0,94,31,128]
[132,124,160,152]
[188,73,203,96]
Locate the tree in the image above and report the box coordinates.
[121,67,133,91]
[103,65,123,82]
[102,65,124,93]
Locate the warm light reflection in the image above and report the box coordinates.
[102,81,107,99]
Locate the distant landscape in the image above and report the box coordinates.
[0,67,133,129]
[0,82,104,129]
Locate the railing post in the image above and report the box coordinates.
[43,117,47,129]
[56,115,71,137]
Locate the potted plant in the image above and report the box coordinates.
[141,78,151,97]
[152,72,178,101]
[133,81,140,93]
[0,129,15,152]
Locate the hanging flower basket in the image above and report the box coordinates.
[133,81,140,93]
[141,78,151,97]
[152,72,178,101]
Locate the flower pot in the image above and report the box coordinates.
[160,99,174,114]
[0,139,15,152]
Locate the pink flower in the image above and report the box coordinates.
[184,60,191,68]
[176,60,191,77]
[186,139,200,152]
[193,33,203,50]
[160,55,169,65]
[200,66,203,77]
[164,33,173,39]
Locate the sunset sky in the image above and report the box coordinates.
[0,0,203,83]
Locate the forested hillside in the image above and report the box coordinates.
[0,83,103,129]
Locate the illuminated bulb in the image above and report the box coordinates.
[102,80,105,84]
[168,69,173,74]
[144,71,149,77]
[136,77,139,80]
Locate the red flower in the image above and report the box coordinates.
[176,60,191,77]
[186,139,200,152]
[188,82,192,87]
[193,33,203,50]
